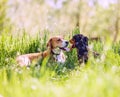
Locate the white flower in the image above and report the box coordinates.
[31,85,37,90]
[0,94,3,97]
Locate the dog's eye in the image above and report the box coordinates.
[57,39,61,41]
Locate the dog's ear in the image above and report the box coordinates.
[47,39,52,48]
[84,37,88,45]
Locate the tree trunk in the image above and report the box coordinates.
[113,0,120,42]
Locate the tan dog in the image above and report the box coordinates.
[16,36,69,67]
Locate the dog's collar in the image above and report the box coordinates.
[51,50,60,55]
[51,48,61,55]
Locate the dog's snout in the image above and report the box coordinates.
[65,41,69,45]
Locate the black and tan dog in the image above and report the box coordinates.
[70,34,89,64]
[70,34,100,64]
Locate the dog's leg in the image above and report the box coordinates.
[16,56,31,67]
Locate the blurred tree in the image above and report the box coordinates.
[6,0,119,38]
[35,0,45,4]
[75,0,81,27]
[113,0,120,42]
[84,0,119,40]
[0,0,8,33]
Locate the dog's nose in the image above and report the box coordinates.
[65,41,69,45]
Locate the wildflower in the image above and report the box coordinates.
[31,85,37,90]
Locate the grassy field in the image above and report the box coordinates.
[0,30,120,97]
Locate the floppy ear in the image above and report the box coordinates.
[84,37,88,45]
[47,39,52,48]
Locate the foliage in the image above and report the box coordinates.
[0,0,10,33]
[0,29,120,97]
[0,0,120,96]
[7,0,119,40]
[112,42,120,55]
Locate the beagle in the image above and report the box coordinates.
[16,36,69,67]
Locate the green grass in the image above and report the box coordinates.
[0,31,120,97]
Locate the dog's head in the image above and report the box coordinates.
[70,34,88,49]
[47,36,69,50]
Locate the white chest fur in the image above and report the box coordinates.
[52,48,66,63]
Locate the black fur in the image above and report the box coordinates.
[72,34,89,63]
